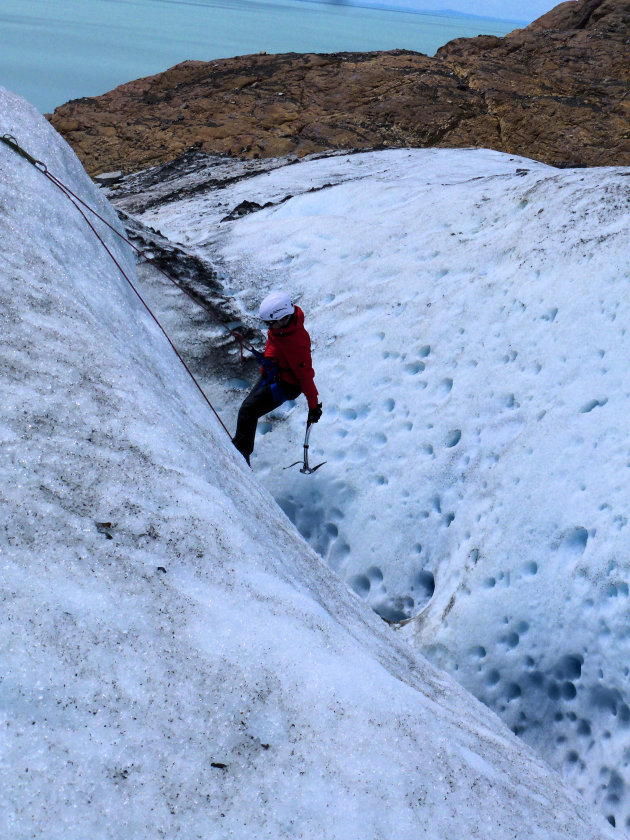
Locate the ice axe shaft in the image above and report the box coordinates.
[284,422,326,474]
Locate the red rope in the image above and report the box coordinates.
[44,169,257,358]
[0,134,238,439]
[45,173,234,438]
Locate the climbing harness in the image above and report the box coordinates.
[284,422,326,475]
[254,354,288,405]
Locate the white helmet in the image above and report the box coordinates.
[259,291,294,322]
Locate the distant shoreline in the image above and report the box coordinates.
[299,0,527,25]
[359,4,527,24]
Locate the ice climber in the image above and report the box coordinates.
[232,291,322,466]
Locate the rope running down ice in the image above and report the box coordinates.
[1,133,258,439]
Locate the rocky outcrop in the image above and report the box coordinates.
[49,51,493,174]
[436,0,629,167]
[49,0,629,175]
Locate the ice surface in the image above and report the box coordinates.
[124,143,630,830]
[0,87,621,838]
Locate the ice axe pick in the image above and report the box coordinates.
[284,422,326,475]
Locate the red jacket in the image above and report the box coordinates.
[264,306,319,409]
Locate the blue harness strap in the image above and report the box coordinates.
[252,348,284,404]
[270,381,286,406]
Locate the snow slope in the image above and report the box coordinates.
[2,88,620,838]
[122,144,630,830]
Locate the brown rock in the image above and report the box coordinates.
[436,0,629,167]
[48,0,629,175]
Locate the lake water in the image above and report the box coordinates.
[0,0,521,114]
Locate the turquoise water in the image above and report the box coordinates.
[0,0,520,114]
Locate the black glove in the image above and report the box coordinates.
[307,403,322,424]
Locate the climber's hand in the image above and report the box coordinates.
[307,403,323,425]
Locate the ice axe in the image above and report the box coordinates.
[284,422,326,475]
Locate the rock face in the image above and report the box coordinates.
[436,0,630,168]
[49,0,629,175]
[49,51,492,174]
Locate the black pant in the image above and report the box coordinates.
[232,376,302,459]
